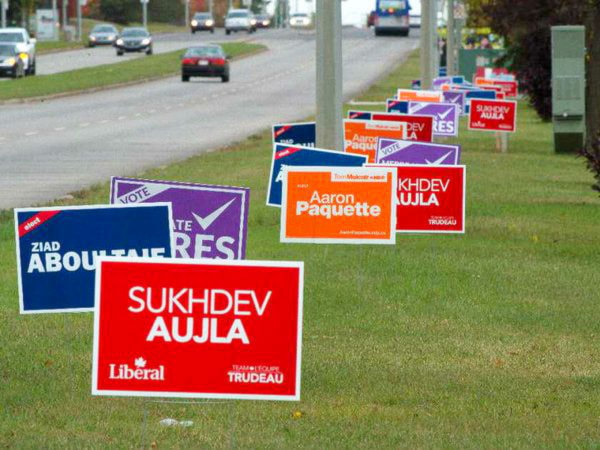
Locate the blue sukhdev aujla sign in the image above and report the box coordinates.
[14,204,174,314]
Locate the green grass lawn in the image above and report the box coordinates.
[1,51,599,448]
[0,41,265,101]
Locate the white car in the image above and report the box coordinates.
[289,13,312,28]
[0,28,36,75]
[225,9,256,35]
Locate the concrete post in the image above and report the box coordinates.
[143,1,148,28]
[420,0,435,89]
[77,0,82,41]
[316,0,343,151]
[1,0,7,28]
[446,0,455,75]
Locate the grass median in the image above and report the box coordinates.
[0,41,265,101]
[1,51,600,447]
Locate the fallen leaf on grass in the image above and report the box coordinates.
[292,411,303,419]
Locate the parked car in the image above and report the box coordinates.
[114,28,153,56]
[88,24,119,47]
[367,10,377,28]
[0,27,36,75]
[255,14,272,29]
[225,9,256,35]
[289,13,312,28]
[0,44,25,78]
[181,44,229,83]
[190,12,215,34]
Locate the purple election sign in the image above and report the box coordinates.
[442,90,466,116]
[376,138,461,166]
[110,177,249,260]
[408,102,459,137]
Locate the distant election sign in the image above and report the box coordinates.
[392,165,466,233]
[92,258,304,400]
[350,111,435,142]
[267,144,367,207]
[468,99,517,133]
[14,204,173,314]
[397,89,443,103]
[280,166,397,245]
[111,178,249,260]
[386,99,409,114]
[348,111,373,120]
[343,119,406,163]
[272,122,316,148]
[442,91,467,115]
[376,138,461,166]
[408,102,459,137]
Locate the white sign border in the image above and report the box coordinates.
[91,256,304,401]
[110,177,249,260]
[280,165,397,245]
[14,203,175,315]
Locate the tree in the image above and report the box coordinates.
[99,0,139,24]
[483,0,600,192]
[250,0,270,14]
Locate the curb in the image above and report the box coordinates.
[1,45,267,105]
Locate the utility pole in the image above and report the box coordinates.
[184,0,189,27]
[208,0,212,13]
[77,0,82,41]
[142,0,148,28]
[316,0,343,151]
[62,0,68,31]
[420,0,436,89]
[52,0,58,40]
[446,0,455,75]
[1,0,7,29]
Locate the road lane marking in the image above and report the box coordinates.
[79,122,90,127]
[118,116,127,120]
[25,131,39,136]
[54,127,66,131]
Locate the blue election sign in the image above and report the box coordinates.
[273,122,316,147]
[348,110,373,120]
[386,99,409,114]
[267,144,367,206]
[464,90,498,114]
[15,204,174,314]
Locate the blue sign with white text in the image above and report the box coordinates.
[267,144,367,206]
[273,122,316,148]
[386,99,409,114]
[15,204,173,313]
[465,90,498,114]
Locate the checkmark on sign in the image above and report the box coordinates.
[192,199,236,230]
[438,108,454,120]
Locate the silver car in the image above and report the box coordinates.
[88,24,119,47]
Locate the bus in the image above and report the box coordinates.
[373,0,411,37]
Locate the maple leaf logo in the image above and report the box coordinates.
[134,357,147,368]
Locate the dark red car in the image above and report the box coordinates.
[181,45,230,83]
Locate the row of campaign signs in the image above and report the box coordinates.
[12,71,518,403]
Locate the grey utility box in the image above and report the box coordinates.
[551,25,586,153]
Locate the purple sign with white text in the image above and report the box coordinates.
[376,138,461,166]
[408,102,459,137]
[442,90,467,116]
[110,177,249,260]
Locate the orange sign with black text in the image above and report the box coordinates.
[343,119,406,163]
[280,166,397,245]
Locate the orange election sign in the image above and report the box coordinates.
[343,119,406,163]
[280,166,397,245]
[397,89,443,103]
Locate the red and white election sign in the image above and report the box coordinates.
[468,99,517,133]
[92,258,304,400]
[393,165,466,233]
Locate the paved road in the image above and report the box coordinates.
[37,28,267,75]
[0,28,418,209]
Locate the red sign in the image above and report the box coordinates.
[468,99,517,133]
[391,165,466,233]
[92,258,304,400]
[371,112,434,142]
[475,78,519,98]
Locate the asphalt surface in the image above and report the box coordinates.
[37,28,264,75]
[0,28,418,209]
